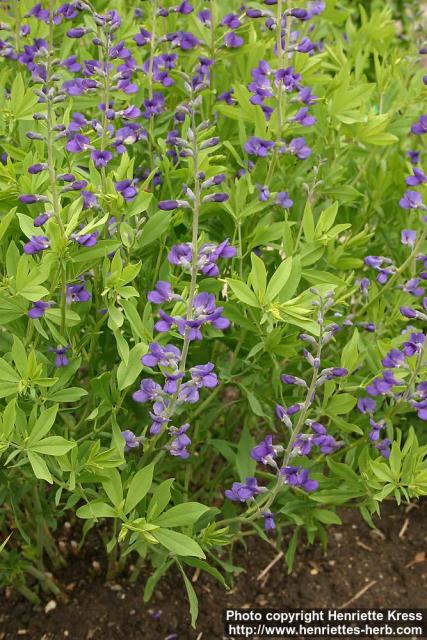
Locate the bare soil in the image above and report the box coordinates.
[0,500,426,640]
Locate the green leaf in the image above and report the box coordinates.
[76,500,117,519]
[143,559,173,602]
[27,450,53,483]
[326,394,357,415]
[250,253,267,302]
[153,502,210,528]
[340,328,359,372]
[177,562,199,628]
[266,258,293,302]
[124,463,154,514]
[28,405,58,445]
[47,387,88,402]
[315,202,338,237]
[101,468,123,508]
[302,200,315,242]
[313,509,342,525]
[117,342,147,391]
[29,436,76,456]
[285,527,299,574]
[227,279,259,308]
[153,528,205,559]
[147,479,174,521]
[236,425,256,482]
[140,211,172,247]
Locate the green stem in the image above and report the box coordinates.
[359,226,427,317]
[47,0,67,337]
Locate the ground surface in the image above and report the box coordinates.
[0,500,426,640]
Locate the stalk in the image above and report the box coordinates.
[147,0,159,170]
[47,0,67,337]
[359,226,427,317]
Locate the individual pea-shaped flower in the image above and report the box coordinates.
[50,345,70,368]
[132,379,162,404]
[280,465,319,492]
[224,477,263,502]
[148,281,181,304]
[73,231,99,247]
[276,192,293,208]
[244,136,275,157]
[28,300,51,319]
[24,235,50,254]
[168,423,191,459]
[122,429,140,452]
[401,230,417,246]
[115,179,138,202]
[251,435,278,465]
[66,281,91,303]
[399,190,424,210]
[91,150,113,168]
[262,510,276,531]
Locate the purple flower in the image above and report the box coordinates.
[403,278,424,297]
[287,137,311,159]
[280,466,318,492]
[405,168,427,186]
[407,151,420,164]
[198,9,211,24]
[189,363,218,388]
[402,332,425,357]
[67,27,87,38]
[28,163,47,174]
[262,511,276,531]
[51,345,69,368]
[411,115,427,135]
[142,92,165,119]
[221,13,241,28]
[369,418,386,443]
[293,107,316,127]
[401,229,417,246]
[276,192,293,208]
[257,184,270,202]
[66,134,90,153]
[251,435,277,464]
[375,438,391,459]
[148,281,180,304]
[224,32,243,48]
[82,191,99,209]
[382,349,405,368]
[24,235,50,254]
[169,424,191,459]
[159,200,189,211]
[399,190,424,210]
[400,306,417,319]
[225,477,261,502]
[122,429,140,452]
[357,397,376,414]
[73,231,99,247]
[142,342,181,369]
[244,137,275,157]
[91,150,113,168]
[132,379,162,404]
[28,300,50,319]
[34,213,50,227]
[66,281,91,303]
[168,243,193,268]
[115,179,137,202]
[134,28,151,46]
[19,194,48,205]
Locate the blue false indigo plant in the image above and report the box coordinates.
[0,0,425,626]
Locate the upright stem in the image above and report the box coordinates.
[359,226,427,317]
[47,0,67,337]
[147,0,158,170]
